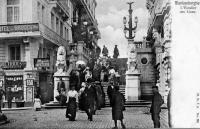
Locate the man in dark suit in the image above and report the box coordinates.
[150,86,164,128]
[107,81,115,106]
[84,78,97,121]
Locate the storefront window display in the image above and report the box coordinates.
[5,75,24,101]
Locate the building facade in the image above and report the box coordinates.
[0,0,73,104]
[135,39,156,100]
[70,0,101,65]
[146,0,171,103]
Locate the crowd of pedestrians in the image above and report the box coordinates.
[0,56,168,128]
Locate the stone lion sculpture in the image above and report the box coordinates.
[127,47,138,73]
[56,46,66,74]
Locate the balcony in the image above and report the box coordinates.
[49,0,70,21]
[69,43,90,60]
[1,61,26,70]
[0,22,68,47]
[135,42,143,49]
[135,41,153,53]
[39,23,67,46]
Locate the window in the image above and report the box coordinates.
[64,27,67,39]
[7,0,20,23]
[60,21,63,37]
[9,45,20,61]
[66,29,69,40]
[42,6,45,23]
[51,13,55,30]
[141,57,148,65]
[37,2,41,22]
[66,0,69,6]
[56,17,59,34]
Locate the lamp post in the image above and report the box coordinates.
[83,21,90,48]
[123,1,138,39]
[123,0,141,101]
[123,0,139,73]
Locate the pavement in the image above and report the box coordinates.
[0,107,169,129]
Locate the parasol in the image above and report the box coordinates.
[76,60,86,65]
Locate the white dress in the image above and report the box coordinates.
[34,98,41,111]
[67,90,78,103]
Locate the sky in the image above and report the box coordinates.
[96,0,150,58]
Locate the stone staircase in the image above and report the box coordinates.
[101,82,151,107]
[43,82,151,109]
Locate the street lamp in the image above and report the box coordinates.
[83,21,88,26]
[83,21,89,48]
[83,21,94,49]
[123,1,138,39]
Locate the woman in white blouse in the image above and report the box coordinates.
[66,86,78,121]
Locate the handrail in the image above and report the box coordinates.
[39,23,68,46]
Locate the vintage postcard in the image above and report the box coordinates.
[0,0,199,128]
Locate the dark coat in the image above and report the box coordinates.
[107,85,114,100]
[111,91,125,120]
[57,81,65,93]
[92,64,101,82]
[94,84,103,109]
[150,92,164,114]
[84,85,97,111]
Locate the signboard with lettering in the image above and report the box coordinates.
[34,58,50,68]
[0,23,39,33]
[1,61,26,70]
[26,79,34,86]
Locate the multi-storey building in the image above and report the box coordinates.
[0,0,100,107]
[0,0,73,105]
[146,0,171,103]
[70,0,101,64]
[134,39,156,100]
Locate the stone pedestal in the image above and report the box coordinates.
[125,71,141,101]
[53,72,69,102]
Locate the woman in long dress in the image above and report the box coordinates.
[66,86,78,121]
[111,86,126,129]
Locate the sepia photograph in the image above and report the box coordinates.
[0,0,199,128]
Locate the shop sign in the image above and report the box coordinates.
[0,23,39,33]
[34,58,50,68]
[5,76,23,86]
[1,61,26,70]
[26,79,34,86]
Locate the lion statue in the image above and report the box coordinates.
[56,46,66,74]
[127,47,138,73]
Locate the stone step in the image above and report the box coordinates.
[43,101,67,109]
[102,84,126,106]
[42,105,67,109]
[105,100,151,107]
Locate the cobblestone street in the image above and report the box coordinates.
[0,107,169,129]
